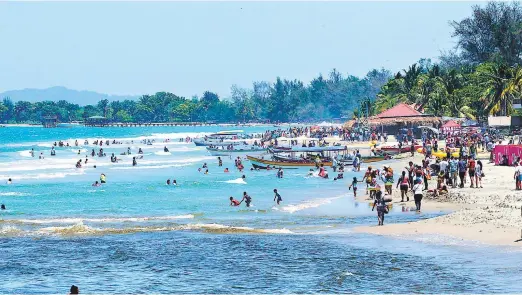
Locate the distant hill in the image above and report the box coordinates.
[0,86,140,106]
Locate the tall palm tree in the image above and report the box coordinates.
[477,63,512,116]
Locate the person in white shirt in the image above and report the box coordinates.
[412,179,424,212]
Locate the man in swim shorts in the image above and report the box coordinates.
[242,192,252,207]
[273,189,282,205]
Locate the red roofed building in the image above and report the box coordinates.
[345,102,441,134]
[376,103,423,118]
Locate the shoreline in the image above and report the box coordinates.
[353,155,522,247]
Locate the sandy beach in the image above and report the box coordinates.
[354,154,522,246]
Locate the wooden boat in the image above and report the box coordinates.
[252,163,299,170]
[270,145,347,153]
[193,130,251,146]
[206,146,267,156]
[378,144,422,155]
[247,155,385,168]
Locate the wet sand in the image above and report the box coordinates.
[354,154,522,246]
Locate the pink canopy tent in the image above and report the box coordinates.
[441,120,461,132]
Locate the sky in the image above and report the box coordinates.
[0,1,484,98]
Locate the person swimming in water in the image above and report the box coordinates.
[229,196,240,206]
[166,179,171,185]
[224,168,229,173]
[172,179,177,186]
[7,178,12,185]
[92,180,101,187]
[242,175,246,180]
[205,169,209,174]
[164,146,169,152]
[242,191,252,207]
[0,204,5,210]
[273,189,282,205]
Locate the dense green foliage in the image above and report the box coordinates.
[1,1,521,124]
[370,1,522,122]
[0,69,390,124]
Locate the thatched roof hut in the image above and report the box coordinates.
[345,103,441,132]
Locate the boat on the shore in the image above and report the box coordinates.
[193,130,252,146]
[377,143,423,155]
[270,145,347,153]
[247,154,385,168]
[206,145,267,156]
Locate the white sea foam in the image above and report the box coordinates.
[18,150,33,158]
[154,151,172,156]
[0,192,29,197]
[0,225,23,235]
[12,214,195,225]
[33,222,293,236]
[110,163,191,170]
[281,195,345,214]
[222,178,247,184]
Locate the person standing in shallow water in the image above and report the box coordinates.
[371,190,388,226]
[241,191,252,207]
[273,189,282,205]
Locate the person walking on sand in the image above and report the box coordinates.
[449,156,458,188]
[514,161,522,190]
[458,157,467,188]
[412,179,424,212]
[475,160,483,188]
[468,156,476,188]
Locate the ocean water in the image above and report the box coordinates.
[0,126,521,293]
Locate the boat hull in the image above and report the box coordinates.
[247,156,331,167]
[207,147,267,156]
[247,155,386,168]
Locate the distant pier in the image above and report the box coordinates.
[84,122,219,127]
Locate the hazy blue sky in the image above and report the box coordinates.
[0,1,482,98]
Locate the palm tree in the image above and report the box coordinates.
[503,66,522,101]
[477,63,512,116]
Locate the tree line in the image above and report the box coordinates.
[1,1,521,124]
[0,69,389,124]
[364,1,522,122]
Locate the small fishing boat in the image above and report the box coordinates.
[377,144,423,155]
[57,121,83,128]
[270,145,347,153]
[193,130,252,146]
[247,155,385,168]
[206,145,267,156]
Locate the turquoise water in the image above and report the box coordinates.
[0,126,521,293]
